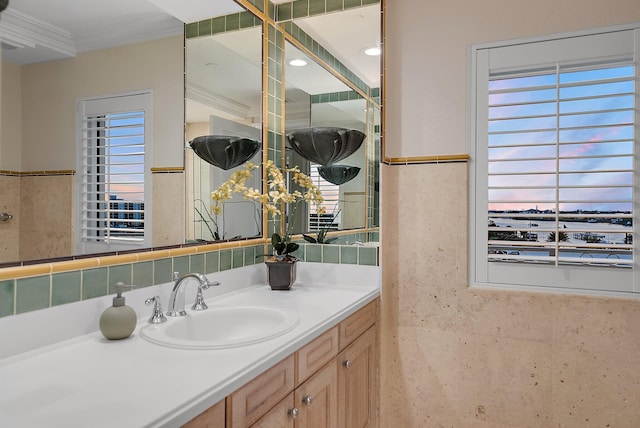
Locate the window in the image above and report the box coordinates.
[76,92,152,254]
[308,164,341,231]
[470,27,639,294]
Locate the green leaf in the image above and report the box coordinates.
[271,233,282,247]
[302,234,317,243]
[286,242,299,254]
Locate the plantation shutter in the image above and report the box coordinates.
[309,164,340,231]
[472,28,638,293]
[77,92,152,254]
[487,60,635,266]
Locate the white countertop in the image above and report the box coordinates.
[0,263,380,428]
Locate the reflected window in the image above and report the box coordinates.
[77,92,152,253]
[309,164,340,231]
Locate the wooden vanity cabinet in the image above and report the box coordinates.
[337,326,377,428]
[246,327,339,428]
[251,358,341,428]
[250,393,295,428]
[227,355,295,427]
[294,358,339,428]
[182,399,226,428]
[191,299,378,428]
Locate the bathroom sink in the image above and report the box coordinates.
[140,306,300,350]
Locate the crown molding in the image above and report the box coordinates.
[0,8,75,57]
[72,14,182,53]
[0,8,182,63]
[186,81,252,119]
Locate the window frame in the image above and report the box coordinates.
[468,24,640,296]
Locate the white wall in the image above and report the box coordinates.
[0,60,22,170]
[384,0,640,159]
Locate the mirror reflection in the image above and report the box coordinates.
[0,0,185,265]
[372,104,381,228]
[284,42,369,235]
[0,0,382,268]
[185,24,263,243]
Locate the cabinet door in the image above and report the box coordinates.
[182,399,225,428]
[295,359,338,428]
[251,393,295,428]
[337,326,377,428]
[228,355,295,427]
[296,326,339,385]
[339,300,376,351]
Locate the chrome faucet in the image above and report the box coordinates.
[167,272,220,317]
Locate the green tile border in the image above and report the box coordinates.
[132,261,154,288]
[220,250,233,271]
[311,90,364,104]
[0,236,379,318]
[185,11,261,40]
[16,276,50,314]
[0,279,15,317]
[276,0,380,22]
[52,271,82,307]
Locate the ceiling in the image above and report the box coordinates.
[0,0,183,65]
[294,5,381,88]
[2,0,380,124]
[1,0,380,88]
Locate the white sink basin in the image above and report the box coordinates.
[140,306,300,350]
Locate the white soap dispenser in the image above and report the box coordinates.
[99,282,137,340]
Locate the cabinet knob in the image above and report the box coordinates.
[343,359,352,369]
[302,395,313,406]
[288,407,299,418]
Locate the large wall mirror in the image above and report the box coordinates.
[284,42,368,234]
[0,0,381,270]
[0,0,261,266]
[281,2,381,239]
[0,0,188,265]
[185,23,263,243]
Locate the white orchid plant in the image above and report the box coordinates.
[211,160,324,260]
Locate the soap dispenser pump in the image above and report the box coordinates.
[99,282,137,340]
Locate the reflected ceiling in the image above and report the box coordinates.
[186,27,262,123]
[3,0,381,93]
[1,0,183,65]
[293,4,381,88]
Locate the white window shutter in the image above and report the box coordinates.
[471,27,638,294]
[77,92,152,254]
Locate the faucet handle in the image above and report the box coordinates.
[199,275,220,290]
[191,276,221,311]
[191,284,208,311]
[145,296,167,324]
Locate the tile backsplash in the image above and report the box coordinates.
[0,239,378,318]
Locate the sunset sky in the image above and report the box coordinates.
[487,64,635,213]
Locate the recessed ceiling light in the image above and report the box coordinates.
[363,47,381,56]
[289,59,307,67]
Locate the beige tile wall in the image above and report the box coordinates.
[152,171,186,247]
[19,175,73,261]
[1,171,184,264]
[380,162,640,427]
[0,175,20,262]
